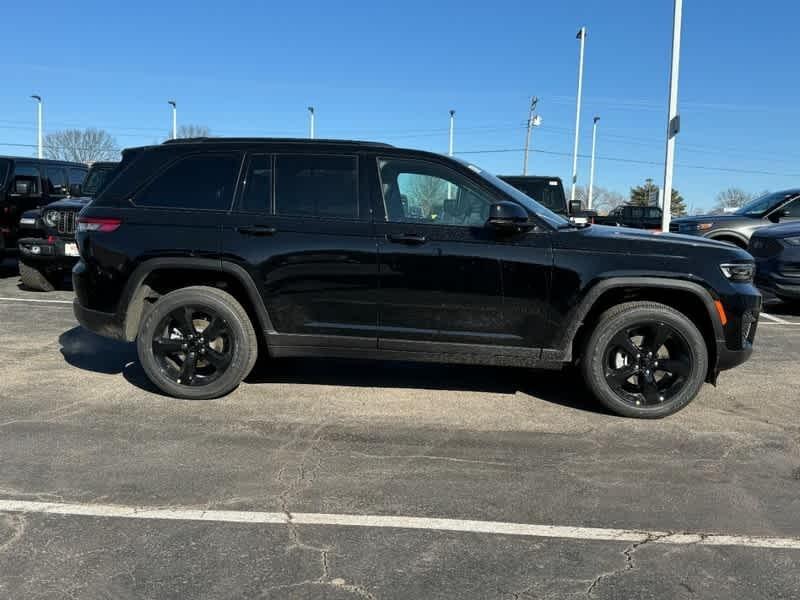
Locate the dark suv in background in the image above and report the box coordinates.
[73,138,760,418]
[18,161,118,291]
[670,190,800,247]
[0,156,88,253]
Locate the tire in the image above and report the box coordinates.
[19,262,57,292]
[137,286,258,399]
[581,301,708,418]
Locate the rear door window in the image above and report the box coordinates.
[238,154,273,212]
[274,155,358,219]
[135,153,242,210]
[69,168,87,186]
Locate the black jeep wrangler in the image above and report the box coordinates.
[73,138,760,418]
[18,162,118,291]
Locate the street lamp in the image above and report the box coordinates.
[448,110,456,156]
[30,95,42,158]
[308,106,315,139]
[661,0,683,232]
[588,116,600,209]
[570,26,587,202]
[168,100,177,140]
[523,96,540,175]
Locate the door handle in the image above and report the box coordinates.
[387,233,426,245]
[236,225,277,236]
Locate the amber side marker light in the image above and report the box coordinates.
[714,300,728,326]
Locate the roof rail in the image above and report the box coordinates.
[161,137,393,148]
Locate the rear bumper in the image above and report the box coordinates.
[18,237,79,270]
[73,300,126,341]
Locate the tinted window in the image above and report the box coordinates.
[379,157,494,227]
[500,178,566,214]
[275,155,357,219]
[781,197,800,218]
[83,166,118,196]
[44,167,68,195]
[69,168,87,186]
[0,159,9,187]
[135,153,241,210]
[239,155,272,212]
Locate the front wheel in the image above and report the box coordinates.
[137,286,258,399]
[581,301,708,418]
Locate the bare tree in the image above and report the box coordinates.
[574,185,626,214]
[406,176,447,218]
[43,128,119,163]
[169,124,211,140]
[713,188,755,213]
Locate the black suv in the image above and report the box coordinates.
[0,156,88,253]
[73,138,761,418]
[18,161,118,291]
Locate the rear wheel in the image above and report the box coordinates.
[19,262,58,292]
[581,301,708,418]
[137,286,258,399]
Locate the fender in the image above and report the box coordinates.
[705,230,749,248]
[118,257,274,341]
[555,276,724,361]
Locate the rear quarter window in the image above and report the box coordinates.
[134,153,242,211]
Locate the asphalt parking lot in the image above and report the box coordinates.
[0,257,799,599]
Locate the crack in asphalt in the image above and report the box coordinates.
[586,531,674,597]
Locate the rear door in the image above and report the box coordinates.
[221,152,377,350]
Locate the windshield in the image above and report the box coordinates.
[456,161,571,229]
[735,191,790,217]
[83,165,119,197]
[0,159,9,188]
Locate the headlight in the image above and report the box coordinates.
[682,222,714,231]
[42,210,59,228]
[783,236,800,246]
[720,263,755,283]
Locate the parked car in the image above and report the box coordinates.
[593,204,663,230]
[499,175,596,223]
[0,156,88,254]
[670,190,800,248]
[749,222,800,304]
[17,161,119,291]
[73,138,760,418]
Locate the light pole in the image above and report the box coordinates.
[30,95,42,158]
[570,26,587,202]
[448,110,456,156]
[661,0,683,232]
[588,116,600,209]
[523,96,540,175]
[168,100,177,140]
[308,106,315,139]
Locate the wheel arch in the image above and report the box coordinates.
[564,278,723,382]
[706,231,749,248]
[118,258,273,342]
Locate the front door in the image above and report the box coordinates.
[373,156,508,350]
[221,152,377,350]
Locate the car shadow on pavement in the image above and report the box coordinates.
[57,326,606,414]
[246,357,608,415]
[764,300,800,317]
[58,326,163,394]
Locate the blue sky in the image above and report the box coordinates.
[1,0,797,211]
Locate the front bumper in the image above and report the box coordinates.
[755,256,800,301]
[18,237,80,269]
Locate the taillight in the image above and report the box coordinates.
[77,216,121,232]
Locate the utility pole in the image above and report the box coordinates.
[448,109,456,156]
[308,106,315,139]
[570,26,587,202]
[523,96,540,176]
[588,116,600,209]
[30,95,42,158]
[661,0,683,232]
[168,100,177,140]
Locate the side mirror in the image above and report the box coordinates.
[14,180,31,196]
[487,201,531,230]
[569,200,583,215]
[69,183,83,197]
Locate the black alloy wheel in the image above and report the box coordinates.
[603,321,692,407]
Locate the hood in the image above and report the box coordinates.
[41,196,92,211]
[557,223,751,258]
[750,222,800,239]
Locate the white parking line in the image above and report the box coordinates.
[1,499,799,550]
[0,297,72,305]
[760,312,792,324]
